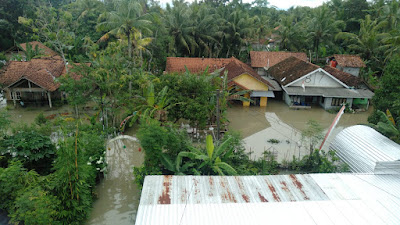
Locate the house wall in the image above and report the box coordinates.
[233,74,269,91]
[290,70,343,88]
[322,97,353,110]
[256,68,266,76]
[343,67,360,77]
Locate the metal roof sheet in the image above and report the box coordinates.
[135,173,400,225]
[330,125,400,174]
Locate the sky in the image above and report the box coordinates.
[158,0,329,10]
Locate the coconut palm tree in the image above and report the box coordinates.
[307,6,344,62]
[164,0,197,56]
[97,0,152,59]
[336,15,387,66]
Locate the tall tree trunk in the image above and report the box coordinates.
[128,32,133,94]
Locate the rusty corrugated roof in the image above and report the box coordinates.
[250,51,307,68]
[136,174,400,225]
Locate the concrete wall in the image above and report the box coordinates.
[322,97,354,110]
[256,68,266,76]
[290,70,343,88]
[343,67,360,77]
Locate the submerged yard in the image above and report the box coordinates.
[227,99,372,162]
[0,98,372,224]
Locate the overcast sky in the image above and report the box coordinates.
[158,0,329,9]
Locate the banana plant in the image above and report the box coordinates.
[178,135,237,175]
[129,82,177,126]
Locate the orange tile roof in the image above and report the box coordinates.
[323,65,363,87]
[333,54,366,68]
[222,58,273,89]
[0,59,86,92]
[165,57,232,74]
[250,51,308,68]
[19,41,59,59]
[165,57,275,89]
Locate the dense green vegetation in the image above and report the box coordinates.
[1,0,400,223]
[0,112,107,224]
[1,0,400,78]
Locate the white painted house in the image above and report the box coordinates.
[268,57,374,110]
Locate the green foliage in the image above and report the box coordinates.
[369,110,400,143]
[372,55,400,119]
[158,72,218,128]
[289,149,348,173]
[0,161,39,210]
[10,185,61,225]
[301,120,324,155]
[35,112,48,126]
[1,130,56,175]
[0,110,11,137]
[52,130,94,224]
[267,138,280,144]
[137,119,191,171]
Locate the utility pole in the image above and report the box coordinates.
[216,89,220,141]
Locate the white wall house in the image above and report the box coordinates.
[268,57,374,110]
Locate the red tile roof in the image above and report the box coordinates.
[268,56,320,86]
[323,65,362,87]
[222,58,273,89]
[333,54,366,68]
[165,57,232,74]
[250,51,308,68]
[19,41,60,59]
[0,59,86,92]
[165,57,274,89]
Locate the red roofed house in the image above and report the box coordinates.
[0,42,86,108]
[250,51,308,77]
[268,57,374,110]
[327,54,366,77]
[165,57,276,107]
[0,59,67,108]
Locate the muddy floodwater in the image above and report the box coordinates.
[227,99,372,162]
[87,132,144,225]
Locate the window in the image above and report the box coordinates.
[12,91,21,100]
[331,98,346,106]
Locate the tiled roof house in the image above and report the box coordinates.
[0,42,87,108]
[328,54,366,77]
[268,57,373,110]
[250,51,308,74]
[165,57,277,107]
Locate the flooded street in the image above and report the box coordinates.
[87,131,144,225]
[227,99,372,162]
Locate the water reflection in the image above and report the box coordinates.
[227,100,372,162]
[87,138,144,225]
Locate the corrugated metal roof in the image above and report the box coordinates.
[135,174,400,225]
[330,125,400,174]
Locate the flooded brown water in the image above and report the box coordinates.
[87,132,144,225]
[227,99,372,162]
